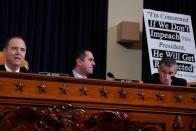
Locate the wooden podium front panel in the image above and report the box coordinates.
[0,71,195,131]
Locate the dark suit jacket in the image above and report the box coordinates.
[149,73,187,86]
[0,65,28,73]
[68,71,74,77]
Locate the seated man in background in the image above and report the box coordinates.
[0,36,28,72]
[149,57,187,86]
[71,49,96,78]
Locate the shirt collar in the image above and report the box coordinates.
[4,64,20,72]
[72,70,87,78]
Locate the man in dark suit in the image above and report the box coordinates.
[0,36,28,73]
[70,49,96,78]
[149,57,187,86]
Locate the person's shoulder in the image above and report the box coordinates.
[148,73,161,84]
[172,77,187,86]
[20,67,29,73]
[0,65,6,71]
[151,73,160,80]
[68,73,74,77]
[151,73,159,78]
[67,70,74,77]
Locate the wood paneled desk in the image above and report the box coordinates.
[0,71,195,131]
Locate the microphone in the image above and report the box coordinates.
[107,72,140,83]
[107,72,116,79]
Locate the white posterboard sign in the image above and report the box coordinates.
[143,9,196,82]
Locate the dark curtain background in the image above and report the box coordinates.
[142,0,196,82]
[0,0,108,79]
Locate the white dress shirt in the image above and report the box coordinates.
[4,64,20,72]
[72,70,87,78]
